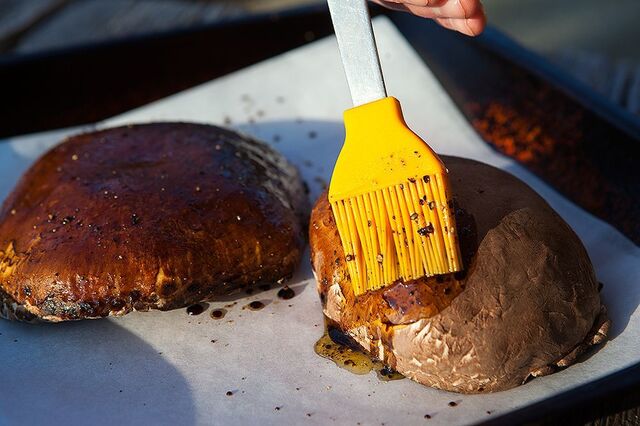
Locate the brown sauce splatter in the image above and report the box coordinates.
[277,285,295,300]
[314,325,404,382]
[186,303,208,316]
[210,308,227,319]
[245,301,265,311]
[377,365,404,381]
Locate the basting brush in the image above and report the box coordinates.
[327,0,462,295]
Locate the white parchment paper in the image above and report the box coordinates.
[0,17,638,426]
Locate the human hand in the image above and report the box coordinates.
[370,0,486,36]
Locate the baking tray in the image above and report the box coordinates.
[0,18,638,425]
[1,5,633,418]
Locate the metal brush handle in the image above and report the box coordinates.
[327,0,387,107]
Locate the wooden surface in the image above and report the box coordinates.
[0,3,639,425]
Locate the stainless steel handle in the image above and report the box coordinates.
[327,0,387,107]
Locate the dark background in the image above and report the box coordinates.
[2,0,640,116]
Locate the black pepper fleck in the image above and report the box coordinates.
[417,224,434,236]
[61,215,75,225]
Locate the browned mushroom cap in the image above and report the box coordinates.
[310,156,608,393]
[0,123,308,322]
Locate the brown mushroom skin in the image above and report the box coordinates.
[310,156,608,393]
[0,123,307,322]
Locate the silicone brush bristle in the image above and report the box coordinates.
[332,173,461,295]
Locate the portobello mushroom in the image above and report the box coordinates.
[0,123,307,322]
[310,156,609,393]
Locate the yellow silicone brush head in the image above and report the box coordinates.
[329,97,462,296]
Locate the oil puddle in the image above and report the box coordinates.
[314,325,404,382]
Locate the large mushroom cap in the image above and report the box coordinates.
[0,123,307,322]
[310,156,608,393]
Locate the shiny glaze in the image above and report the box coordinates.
[314,322,404,381]
[0,123,307,321]
[310,193,475,332]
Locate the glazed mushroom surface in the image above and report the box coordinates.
[310,156,609,393]
[0,123,307,322]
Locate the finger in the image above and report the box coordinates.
[374,0,484,21]
[370,0,486,36]
[430,0,483,19]
[435,15,486,36]
[374,3,446,20]
[378,0,483,20]
[373,0,443,6]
